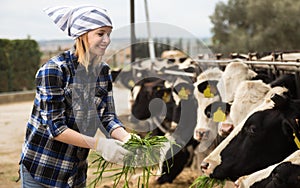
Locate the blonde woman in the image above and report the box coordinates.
[19,5,132,188]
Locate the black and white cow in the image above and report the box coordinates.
[270,73,299,99]
[214,73,299,137]
[197,61,259,138]
[129,77,176,136]
[206,80,272,137]
[156,77,200,184]
[217,61,257,103]
[236,150,300,188]
[128,73,200,184]
[193,67,223,142]
[193,61,259,144]
[201,87,300,182]
[191,67,225,170]
[207,69,293,138]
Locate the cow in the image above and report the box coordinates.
[214,73,299,137]
[195,61,260,139]
[193,67,223,142]
[127,70,200,184]
[206,80,272,137]
[235,150,300,188]
[204,72,298,140]
[270,73,299,99]
[156,76,200,184]
[217,61,257,103]
[200,86,300,182]
[190,67,226,171]
[208,72,291,138]
[129,76,176,136]
[193,61,259,145]
[260,52,300,62]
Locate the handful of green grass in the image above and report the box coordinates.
[189,175,225,188]
[89,133,174,188]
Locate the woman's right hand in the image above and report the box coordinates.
[94,137,130,164]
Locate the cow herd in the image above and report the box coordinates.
[113,56,300,187]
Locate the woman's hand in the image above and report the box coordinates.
[94,136,130,164]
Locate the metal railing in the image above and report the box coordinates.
[197,58,300,72]
[196,58,300,99]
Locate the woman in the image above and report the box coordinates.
[19,5,132,188]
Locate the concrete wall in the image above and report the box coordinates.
[0,91,35,104]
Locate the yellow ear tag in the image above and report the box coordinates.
[162,92,171,103]
[204,85,214,98]
[293,133,300,149]
[213,107,226,122]
[128,80,135,88]
[178,87,189,100]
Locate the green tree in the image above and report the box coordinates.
[210,0,300,54]
[0,39,41,92]
[0,39,12,91]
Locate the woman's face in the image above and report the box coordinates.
[87,26,112,57]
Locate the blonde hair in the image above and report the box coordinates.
[75,33,90,71]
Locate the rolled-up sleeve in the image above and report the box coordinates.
[36,62,68,138]
[98,64,124,135]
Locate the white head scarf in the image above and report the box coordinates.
[43,5,113,39]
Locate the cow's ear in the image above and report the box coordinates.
[204,102,231,119]
[197,80,218,93]
[197,81,208,93]
[204,103,213,118]
[281,119,298,144]
[174,83,195,94]
[271,93,288,108]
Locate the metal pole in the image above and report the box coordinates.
[144,0,156,63]
[130,0,136,63]
[295,71,300,99]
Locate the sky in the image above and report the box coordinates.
[0,0,226,41]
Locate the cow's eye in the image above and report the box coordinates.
[246,124,257,135]
[272,173,284,185]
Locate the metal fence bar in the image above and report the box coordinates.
[196,58,300,72]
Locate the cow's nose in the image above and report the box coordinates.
[219,122,234,137]
[196,129,210,141]
[200,161,209,172]
[234,180,240,188]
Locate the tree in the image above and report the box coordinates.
[210,0,300,55]
[0,39,11,91]
[0,39,41,92]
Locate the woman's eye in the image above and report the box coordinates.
[98,33,104,37]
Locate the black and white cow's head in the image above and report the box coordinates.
[217,61,257,103]
[201,88,300,181]
[270,73,299,99]
[236,150,300,188]
[198,61,259,138]
[130,77,174,121]
[193,67,223,146]
[205,74,296,138]
[206,80,271,137]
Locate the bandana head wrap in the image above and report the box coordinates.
[43,5,113,39]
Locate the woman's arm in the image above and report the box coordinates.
[111,127,130,141]
[54,128,96,149]
[54,127,130,149]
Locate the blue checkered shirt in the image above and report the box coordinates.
[19,49,124,187]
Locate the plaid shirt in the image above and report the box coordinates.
[20,49,124,188]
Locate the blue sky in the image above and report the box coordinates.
[0,0,226,41]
